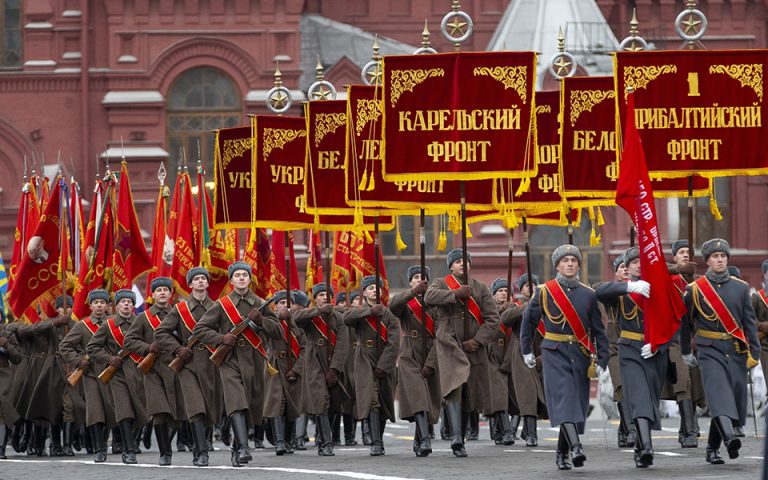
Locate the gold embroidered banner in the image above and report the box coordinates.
[345,84,495,213]
[560,75,709,205]
[615,50,768,178]
[213,126,253,228]
[382,51,537,181]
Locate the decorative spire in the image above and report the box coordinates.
[267,60,293,113]
[361,35,384,85]
[414,19,437,54]
[308,54,336,101]
[548,26,576,79]
[619,9,648,52]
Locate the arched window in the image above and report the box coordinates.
[1,0,22,67]
[166,66,241,186]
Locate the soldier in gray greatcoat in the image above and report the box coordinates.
[59,289,116,463]
[596,246,669,468]
[390,265,440,457]
[521,244,609,471]
[424,249,500,458]
[154,267,222,467]
[86,288,149,465]
[752,259,768,393]
[193,261,278,467]
[681,239,760,465]
[343,275,400,457]
[292,282,349,457]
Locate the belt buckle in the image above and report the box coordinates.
[366,339,374,348]
[198,343,206,351]
[279,351,287,359]
[237,338,246,347]
[318,338,326,346]
[411,330,419,338]
[498,338,505,347]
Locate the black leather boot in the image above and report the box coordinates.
[219,416,231,447]
[561,422,586,468]
[191,419,208,466]
[294,415,308,450]
[509,415,520,441]
[343,413,357,445]
[555,428,572,470]
[678,400,698,448]
[714,416,741,459]
[523,416,538,447]
[466,411,479,441]
[368,409,384,456]
[361,418,372,446]
[142,420,153,450]
[496,412,515,446]
[706,420,725,464]
[445,401,467,457]
[230,410,251,466]
[317,415,334,456]
[155,422,172,465]
[90,423,107,463]
[633,417,654,468]
[272,416,288,456]
[619,401,636,447]
[253,423,265,449]
[331,414,341,446]
[414,411,432,457]
[440,409,450,441]
[118,419,137,464]
[111,426,122,454]
[0,424,7,459]
[36,425,49,457]
[62,422,75,456]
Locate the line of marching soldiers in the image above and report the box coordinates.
[0,238,766,470]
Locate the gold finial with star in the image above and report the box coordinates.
[361,35,384,86]
[266,60,293,114]
[619,9,648,52]
[440,0,473,50]
[548,26,577,79]
[308,55,337,101]
[674,0,708,48]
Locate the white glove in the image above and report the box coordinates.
[596,365,605,378]
[640,343,656,359]
[682,353,698,367]
[523,353,536,369]
[627,280,651,298]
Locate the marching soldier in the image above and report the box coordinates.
[0,320,23,459]
[752,259,768,391]
[262,289,304,456]
[289,290,311,451]
[664,239,704,447]
[600,256,637,448]
[502,274,547,447]
[59,289,116,463]
[292,283,349,456]
[390,265,440,457]
[596,247,668,468]
[424,249,500,458]
[681,238,760,465]
[124,277,183,466]
[86,289,150,465]
[154,267,222,466]
[521,244,609,471]
[486,278,516,446]
[334,292,359,447]
[343,276,400,456]
[194,261,277,467]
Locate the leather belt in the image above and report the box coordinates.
[543,332,578,343]
[696,329,733,340]
[620,331,644,341]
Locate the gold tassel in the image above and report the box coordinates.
[514,176,530,197]
[364,230,373,243]
[466,225,473,238]
[395,218,407,251]
[366,170,375,191]
[709,188,723,221]
[447,212,459,233]
[436,230,447,252]
[587,206,595,221]
[225,240,235,262]
[502,210,518,229]
[597,207,605,226]
[589,219,602,247]
[358,170,368,191]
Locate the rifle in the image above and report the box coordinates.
[168,336,200,373]
[209,299,274,367]
[66,355,89,386]
[137,350,157,374]
[98,349,131,384]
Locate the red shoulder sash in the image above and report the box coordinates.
[108,318,143,364]
[444,274,484,326]
[145,310,161,331]
[311,315,337,347]
[693,277,747,344]
[542,279,595,354]
[82,317,99,336]
[219,296,268,359]
[177,302,214,354]
[406,297,435,337]
[281,320,301,359]
[366,316,389,343]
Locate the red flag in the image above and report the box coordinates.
[171,173,198,295]
[615,93,687,350]
[112,162,153,291]
[271,231,299,292]
[305,230,324,293]
[331,231,351,295]
[198,165,237,299]
[69,178,85,275]
[8,178,64,320]
[348,231,389,305]
[167,173,183,242]
[146,180,171,298]
[243,228,273,299]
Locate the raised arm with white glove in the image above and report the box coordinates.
[627,280,651,298]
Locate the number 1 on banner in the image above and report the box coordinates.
[687,72,700,97]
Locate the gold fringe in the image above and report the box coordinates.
[514,177,530,197]
[366,170,375,192]
[358,170,368,191]
[709,189,723,221]
[436,230,447,252]
[597,207,605,226]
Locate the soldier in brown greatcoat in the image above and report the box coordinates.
[261,289,305,456]
[501,274,547,447]
[86,289,149,464]
[333,292,358,446]
[59,289,116,462]
[194,261,278,467]
[292,282,349,456]
[343,276,400,456]
[753,260,768,392]
[424,249,500,458]
[0,320,23,459]
[154,267,222,467]
[390,265,440,457]
[485,278,517,447]
[124,276,183,466]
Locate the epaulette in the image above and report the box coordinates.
[579,282,595,291]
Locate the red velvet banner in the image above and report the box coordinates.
[345,85,495,213]
[561,75,709,204]
[382,51,537,181]
[213,126,252,229]
[615,49,768,178]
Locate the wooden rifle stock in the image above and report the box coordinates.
[98,350,130,384]
[169,336,199,373]
[209,321,249,367]
[67,355,88,387]
[137,351,157,374]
